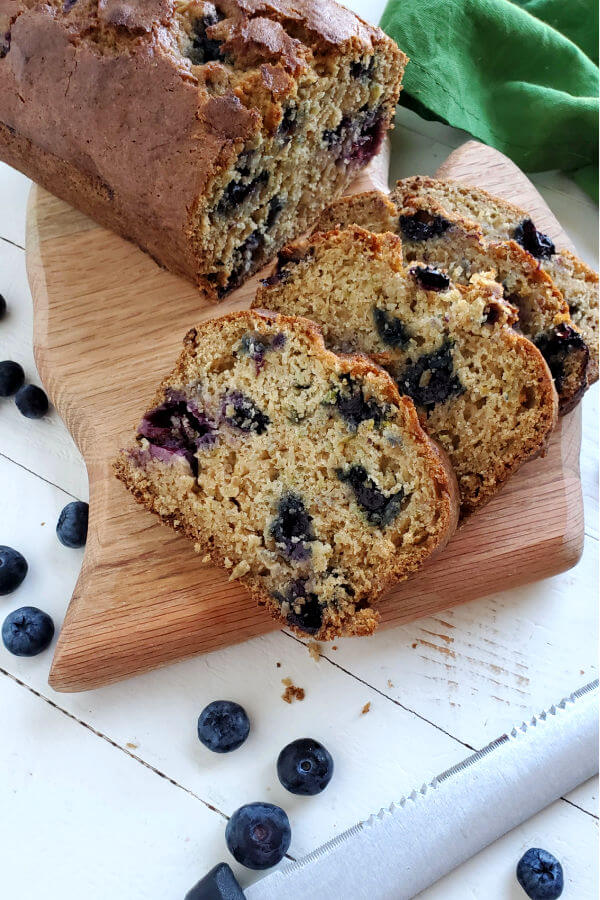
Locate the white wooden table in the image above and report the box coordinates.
[0,2,598,893]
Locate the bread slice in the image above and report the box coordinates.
[394,177,599,385]
[115,310,459,640]
[255,228,558,515]
[314,190,589,414]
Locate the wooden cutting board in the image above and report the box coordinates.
[25,140,583,693]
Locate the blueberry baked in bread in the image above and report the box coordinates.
[255,227,558,515]
[0,0,405,299]
[394,178,599,386]
[115,310,459,639]
[314,190,589,414]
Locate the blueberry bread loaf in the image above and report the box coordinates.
[255,228,558,515]
[314,190,589,413]
[115,310,459,639]
[394,178,599,385]
[0,1,405,300]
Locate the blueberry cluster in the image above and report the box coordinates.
[195,698,334,873]
[1,501,88,657]
[0,295,49,417]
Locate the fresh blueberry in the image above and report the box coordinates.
[56,500,89,548]
[516,848,564,899]
[277,738,334,795]
[197,700,250,753]
[0,293,6,318]
[2,606,55,656]
[184,863,245,900]
[225,802,291,870]
[0,360,25,396]
[15,384,49,418]
[513,219,555,260]
[0,546,28,595]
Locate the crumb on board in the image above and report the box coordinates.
[126,742,139,750]
[411,642,418,649]
[307,640,322,662]
[276,661,281,668]
[387,679,394,688]
[281,677,305,704]
[361,702,371,715]
[331,645,338,651]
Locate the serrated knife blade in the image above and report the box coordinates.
[245,681,598,900]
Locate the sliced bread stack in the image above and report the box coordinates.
[314,183,595,413]
[255,227,558,515]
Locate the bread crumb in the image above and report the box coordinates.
[411,642,418,649]
[307,640,322,661]
[281,678,305,704]
[387,679,394,688]
[361,702,371,715]
[126,742,139,749]
[331,645,338,651]
[201,553,211,564]
[276,661,281,668]
[230,560,251,580]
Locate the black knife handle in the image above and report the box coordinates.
[184,862,246,900]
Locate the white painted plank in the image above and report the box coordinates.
[296,532,598,750]
[0,238,88,499]
[418,794,598,898]
[565,776,599,819]
[0,673,239,899]
[0,161,29,248]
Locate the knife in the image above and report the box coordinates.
[186,680,598,900]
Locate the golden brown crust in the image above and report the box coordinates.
[0,1,406,295]
[115,308,459,640]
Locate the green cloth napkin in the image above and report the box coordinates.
[380,0,599,202]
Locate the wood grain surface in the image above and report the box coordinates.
[25,140,583,692]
